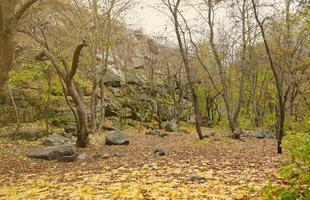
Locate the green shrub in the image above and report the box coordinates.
[261,132,310,200]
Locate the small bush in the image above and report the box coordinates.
[261,132,310,200]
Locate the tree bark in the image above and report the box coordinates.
[252,0,285,154]
[38,42,89,148]
[167,0,204,140]
[0,0,40,91]
[207,0,239,137]
[67,80,89,147]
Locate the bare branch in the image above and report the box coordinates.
[69,41,88,81]
[37,50,67,80]
[15,0,40,22]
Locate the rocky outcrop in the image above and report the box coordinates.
[104,65,125,87]
[5,129,46,141]
[103,65,147,87]
[125,70,146,85]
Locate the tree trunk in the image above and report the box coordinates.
[90,81,98,133]
[0,36,15,91]
[97,80,105,131]
[252,0,285,154]
[0,0,40,90]
[169,0,204,140]
[37,42,89,147]
[67,81,89,147]
[207,0,240,138]
[277,102,285,154]
[0,1,16,91]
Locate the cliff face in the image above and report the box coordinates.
[0,27,193,129]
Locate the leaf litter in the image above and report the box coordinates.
[0,130,284,199]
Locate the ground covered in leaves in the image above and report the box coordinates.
[0,127,284,199]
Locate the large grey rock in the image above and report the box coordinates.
[26,144,76,160]
[163,119,178,132]
[131,56,145,68]
[255,131,274,139]
[43,134,72,146]
[105,131,129,145]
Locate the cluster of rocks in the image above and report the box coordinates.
[26,130,131,162]
[25,129,172,162]
[103,65,147,87]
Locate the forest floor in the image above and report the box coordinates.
[0,126,284,200]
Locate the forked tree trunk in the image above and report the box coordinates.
[37,42,89,147]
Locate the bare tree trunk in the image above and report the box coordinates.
[90,81,98,133]
[252,0,285,154]
[0,0,40,90]
[166,0,203,140]
[58,75,80,129]
[207,0,239,137]
[97,80,105,131]
[45,69,52,134]
[67,81,89,147]
[37,42,89,147]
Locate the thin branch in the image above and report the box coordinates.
[15,0,40,22]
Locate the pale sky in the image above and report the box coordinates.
[125,0,228,41]
[126,0,171,37]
